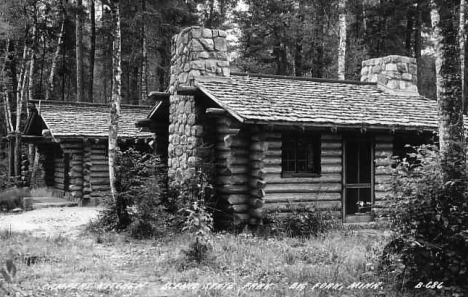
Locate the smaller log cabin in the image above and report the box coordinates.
[139,26,441,226]
[23,100,153,204]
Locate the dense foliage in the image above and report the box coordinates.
[381,145,468,294]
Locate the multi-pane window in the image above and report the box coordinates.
[282,133,321,176]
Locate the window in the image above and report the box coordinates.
[282,133,321,177]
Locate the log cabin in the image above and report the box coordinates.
[138,26,441,225]
[22,100,153,205]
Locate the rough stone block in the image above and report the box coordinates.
[192,125,204,136]
[385,63,398,71]
[219,30,227,37]
[397,62,408,73]
[185,124,191,136]
[371,65,381,74]
[202,28,213,38]
[214,37,227,51]
[190,27,202,39]
[189,39,204,52]
[190,60,205,70]
[199,38,214,51]
[199,51,210,59]
[401,72,412,80]
[187,114,196,126]
[386,79,400,89]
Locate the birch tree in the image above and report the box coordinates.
[76,0,84,102]
[109,0,122,204]
[338,0,347,80]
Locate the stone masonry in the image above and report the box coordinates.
[168,26,230,181]
[360,55,418,94]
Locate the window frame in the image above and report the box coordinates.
[281,132,321,178]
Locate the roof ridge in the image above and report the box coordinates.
[30,99,152,109]
[230,72,377,86]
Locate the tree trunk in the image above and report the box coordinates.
[46,19,65,100]
[109,0,122,203]
[140,0,147,103]
[2,39,14,133]
[28,24,37,103]
[431,0,466,186]
[460,0,466,113]
[76,0,84,102]
[415,0,423,92]
[89,0,96,103]
[338,0,347,80]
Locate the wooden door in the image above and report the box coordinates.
[343,137,374,223]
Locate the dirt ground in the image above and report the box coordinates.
[0,207,101,238]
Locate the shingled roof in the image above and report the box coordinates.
[25,100,152,139]
[193,74,439,131]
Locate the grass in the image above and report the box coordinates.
[0,228,447,297]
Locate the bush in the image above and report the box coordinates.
[262,204,341,238]
[92,148,171,238]
[381,145,468,294]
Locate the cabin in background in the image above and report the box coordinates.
[22,100,153,205]
[140,26,440,226]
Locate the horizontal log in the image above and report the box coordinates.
[215,116,242,128]
[249,179,267,189]
[263,166,282,174]
[267,141,281,149]
[249,152,266,161]
[217,165,250,175]
[265,183,341,193]
[216,150,248,159]
[63,149,84,154]
[375,191,392,200]
[206,108,226,116]
[266,210,342,220]
[375,166,392,175]
[266,132,282,139]
[218,203,249,213]
[250,142,267,152]
[249,161,265,170]
[233,213,249,222]
[265,192,341,202]
[266,173,342,184]
[220,194,249,205]
[223,135,249,148]
[217,185,250,194]
[89,178,111,184]
[375,175,392,184]
[249,198,264,209]
[217,157,250,166]
[61,143,83,149]
[321,134,342,141]
[321,142,342,149]
[91,185,111,191]
[217,174,250,185]
[264,157,281,166]
[321,156,342,165]
[375,143,393,150]
[321,165,342,174]
[265,149,281,157]
[250,188,265,198]
[216,126,240,134]
[249,208,264,219]
[321,149,342,156]
[375,183,391,192]
[264,200,341,211]
[250,169,266,180]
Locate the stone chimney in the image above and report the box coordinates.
[360,55,418,95]
[168,26,229,181]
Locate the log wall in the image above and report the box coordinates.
[263,132,343,219]
[214,117,250,226]
[61,141,84,200]
[373,135,394,219]
[89,143,110,196]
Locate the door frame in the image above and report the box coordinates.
[342,136,375,223]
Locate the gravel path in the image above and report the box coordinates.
[0,207,102,238]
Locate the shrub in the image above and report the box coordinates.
[381,145,468,294]
[92,148,170,237]
[262,204,341,238]
[0,187,28,212]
